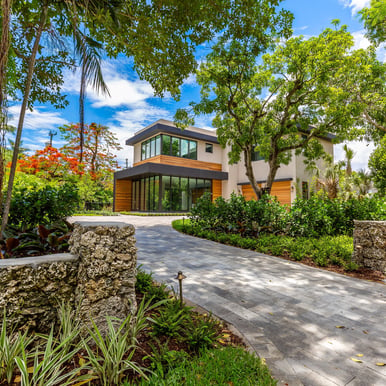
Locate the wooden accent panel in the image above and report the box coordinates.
[241,180,291,206]
[212,180,222,201]
[134,155,222,171]
[114,180,132,212]
[272,180,291,206]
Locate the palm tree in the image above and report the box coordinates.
[354,169,373,197]
[343,144,354,176]
[309,157,345,199]
[1,1,49,235]
[75,31,110,165]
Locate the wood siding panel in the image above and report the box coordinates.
[114,180,132,212]
[241,180,291,206]
[212,180,222,201]
[134,155,222,171]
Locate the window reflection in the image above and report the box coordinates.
[131,176,212,212]
[141,135,198,161]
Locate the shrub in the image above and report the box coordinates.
[184,313,220,353]
[8,182,79,229]
[135,266,153,295]
[149,300,191,338]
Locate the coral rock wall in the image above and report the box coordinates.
[353,220,386,275]
[0,222,137,333]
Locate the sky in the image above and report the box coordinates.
[8,0,384,171]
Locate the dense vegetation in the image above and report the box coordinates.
[189,193,386,238]
[172,192,386,273]
[0,267,276,385]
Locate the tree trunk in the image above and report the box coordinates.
[1,3,48,236]
[243,148,262,199]
[79,60,86,165]
[266,157,279,194]
[0,0,12,208]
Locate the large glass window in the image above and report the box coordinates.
[132,176,212,212]
[141,134,197,161]
[180,139,189,158]
[162,135,171,155]
[171,137,180,157]
[150,137,156,158]
[155,135,161,155]
[251,146,264,162]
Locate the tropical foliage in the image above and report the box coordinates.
[0,269,274,384]
[189,192,386,238]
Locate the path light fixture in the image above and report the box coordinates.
[175,271,187,305]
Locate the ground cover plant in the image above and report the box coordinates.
[0,267,276,385]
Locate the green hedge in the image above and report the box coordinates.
[189,193,386,238]
[173,219,356,271]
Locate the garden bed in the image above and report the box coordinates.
[0,267,275,385]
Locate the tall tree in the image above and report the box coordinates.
[359,0,386,46]
[177,24,377,199]
[1,0,116,233]
[0,0,12,205]
[1,1,50,234]
[59,123,122,181]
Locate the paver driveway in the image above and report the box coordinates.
[72,216,386,386]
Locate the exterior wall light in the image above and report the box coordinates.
[175,271,187,305]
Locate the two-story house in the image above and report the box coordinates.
[113,119,333,212]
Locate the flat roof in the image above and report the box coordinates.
[126,120,219,146]
[115,163,228,181]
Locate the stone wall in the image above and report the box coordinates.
[0,222,137,332]
[70,222,137,334]
[353,220,386,275]
[0,254,78,331]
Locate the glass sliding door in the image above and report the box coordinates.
[131,175,213,212]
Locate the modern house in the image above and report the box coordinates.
[113,119,333,212]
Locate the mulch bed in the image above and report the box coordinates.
[274,252,385,284]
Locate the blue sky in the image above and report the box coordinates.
[8,0,384,170]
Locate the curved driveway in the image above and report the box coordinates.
[72,215,386,386]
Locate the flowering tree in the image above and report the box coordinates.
[59,122,121,180]
[12,145,81,179]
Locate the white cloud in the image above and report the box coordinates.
[108,104,173,166]
[62,59,156,108]
[8,105,68,131]
[182,73,197,86]
[334,140,375,171]
[351,30,372,50]
[295,26,309,31]
[89,78,154,108]
[339,0,370,14]
[6,105,69,153]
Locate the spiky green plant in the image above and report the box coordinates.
[14,326,88,386]
[82,314,147,386]
[0,311,35,383]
